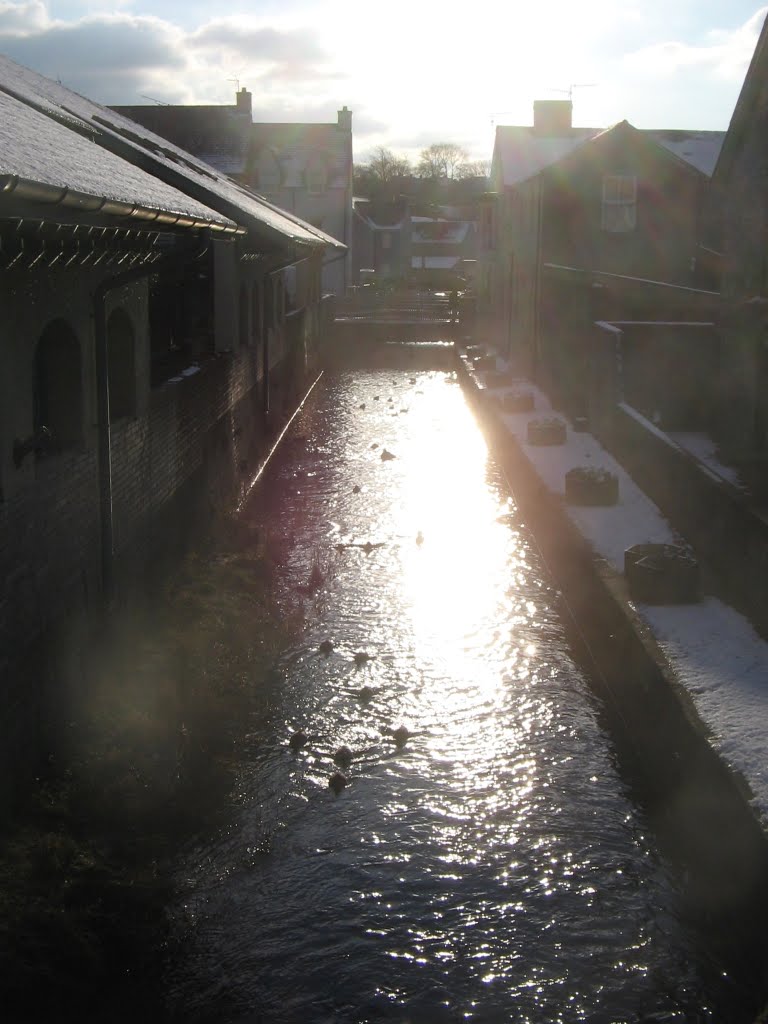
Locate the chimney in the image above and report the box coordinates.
[236,87,252,116]
[337,105,352,133]
[533,99,573,135]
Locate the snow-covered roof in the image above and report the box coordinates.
[0,55,343,251]
[644,130,726,177]
[411,256,460,270]
[0,89,234,229]
[412,221,471,245]
[494,126,601,188]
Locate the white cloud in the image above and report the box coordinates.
[625,6,767,81]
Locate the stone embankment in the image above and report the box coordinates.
[456,342,768,1016]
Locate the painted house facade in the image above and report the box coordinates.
[0,55,341,798]
[114,93,354,296]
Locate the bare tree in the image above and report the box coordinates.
[416,142,470,179]
[354,146,412,194]
[457,158,491,179]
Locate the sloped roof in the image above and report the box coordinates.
[0,55,342,251]
[0,89,234,229]
[494,121,725,189]
[712,11,768,183]
[112,103,251,177]
[493,126,601,187]
[643,130,726,177]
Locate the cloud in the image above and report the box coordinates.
[625,6,767,81]
[0,0,47,33]
[188,20,326,64]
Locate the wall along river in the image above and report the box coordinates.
[163,367,746,1023]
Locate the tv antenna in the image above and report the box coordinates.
[140,94,170,105]
[548,83,596,100]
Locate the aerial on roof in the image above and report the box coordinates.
[0,55,343,251]
[0,89,236,231]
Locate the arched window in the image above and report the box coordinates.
[106,307,136,421]
[239,285,249,349]
[34,319,82,453]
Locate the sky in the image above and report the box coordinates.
[0,1,765,163]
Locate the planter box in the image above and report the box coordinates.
[565,467,619,506]
[527,417,566,446]
[624,542,700,604]
[500,390,535,414]
[473,354,498,372]
[485,370,517,389]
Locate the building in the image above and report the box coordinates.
[481,100,724,384]
[0,54,342,799]
[113,93,354,296]
[352,197,411,284]
[710,11,768,465]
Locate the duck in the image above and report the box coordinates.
[329,771,348,794]
[318,639,334,655]
[352,484,361,494]
[380,449,396,462]
[289,730,308,750]
[353,651,372,666]
[356,685,375,702]
[333,745,353,769]
[392,725,410,748]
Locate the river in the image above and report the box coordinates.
[163,367,732,1023]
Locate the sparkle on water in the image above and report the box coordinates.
[165,369,719,1023]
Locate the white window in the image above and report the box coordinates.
[602,175,637,233]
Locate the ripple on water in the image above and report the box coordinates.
[165,370,718,1024]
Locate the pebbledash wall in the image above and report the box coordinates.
[0,253,323,801]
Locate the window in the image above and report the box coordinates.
[106,308,136,421]
[34,319,82,452]
[306,158,327,196]
[602,175,637,233]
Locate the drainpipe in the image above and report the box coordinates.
[93,261,167,605]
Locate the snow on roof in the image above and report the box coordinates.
[494,126,601,188]
[0,54,342,250]
[644,130,726,177]
[411,256,461,270]
[476,368,768,826]
[0,89,233,228]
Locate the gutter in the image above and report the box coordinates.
[0,173,244,234]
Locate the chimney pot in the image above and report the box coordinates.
[337,105,352,132]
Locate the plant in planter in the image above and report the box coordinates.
[527,416,566,445]
[565,466,619,505]
[624,542,700,604]
[500,390,535,413]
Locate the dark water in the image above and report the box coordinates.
[164,369,723,1023]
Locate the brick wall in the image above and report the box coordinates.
[0,251,324,804]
